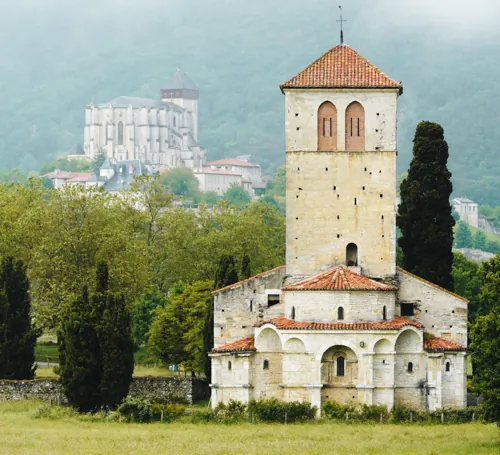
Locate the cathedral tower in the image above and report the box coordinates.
[161,67,199,142]
[281,45,403,279]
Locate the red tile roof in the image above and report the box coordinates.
[255,315,423,331]
[281,44,402,93]
[206,159,260,168]
[397,268,469,303]
[282,266,396,292]
[212,265,285,295]
[212,336,255,353]
[424,333,466,352]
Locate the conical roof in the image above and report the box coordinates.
[281,44,402,93]
[163,67,198,91]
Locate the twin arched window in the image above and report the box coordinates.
[317,102,365,151]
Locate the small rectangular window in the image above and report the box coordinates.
[330,118,333,137]
[323,118,326,136]
[357,118,360,137]
[267,294,280,307]
[350,117,353,137]
[401,303,414,317]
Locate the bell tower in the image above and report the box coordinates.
[281,44,403,279]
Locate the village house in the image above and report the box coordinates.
[452,197,479,228]
[209,43,468,414]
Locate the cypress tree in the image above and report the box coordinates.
[0,257,39,380]
[203,255,239,380]
[241,255,252,279]
[59,262,134,411]
[58,287,102,412]
[398,121,455,291]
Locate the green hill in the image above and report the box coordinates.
[1,0,500,204]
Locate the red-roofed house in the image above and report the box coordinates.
[209,41,467,415]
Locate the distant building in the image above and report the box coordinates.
[43,171,93,189]
[83,68,205,170]
[452,197,479,228]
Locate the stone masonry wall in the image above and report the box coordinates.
[0,377,209,404]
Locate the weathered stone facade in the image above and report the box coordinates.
[0,377,209,404]
[210,43,468,415]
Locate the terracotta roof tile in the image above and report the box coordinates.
[212,336,255,353]
[281,44,402,92]
[424,333,466,352]
[397,268,469,303]
[282,266,396,292]
[255,315,422,331]
[212,265,285,294]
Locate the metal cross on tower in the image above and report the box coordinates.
[337,5,347,44]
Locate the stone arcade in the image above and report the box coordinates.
[209,44,468,414]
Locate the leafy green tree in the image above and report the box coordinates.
[451,252,484,322]
[486,240,500,254]
[452,211,460,223]
[223,183,251,207]
[160,167,199,199]
[91,152,106,175]
[397,121,455,291]
[0,257,39,380]
[473,230,487,251]
[149,281,212,375]
[131,292,167,348]
[455,222,473,249]
[268,166,286,198]
[470,255,500,424]
[58,286,102,412]
[200,191,220,205]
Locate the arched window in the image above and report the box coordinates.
[383,305,387,321]
[291,306,296,320]
[346,243,358,266]
[407,362,413,373]
[263,360,269,370]
[338,307,344,320]
[173,116,177,128]
[336,356,345,377]
[117,121,124,146]
[445,361,451,372]
[345,102,365,151]
[317,102,337,151]
[228,361,232,371]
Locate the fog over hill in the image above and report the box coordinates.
[1,0,499,204]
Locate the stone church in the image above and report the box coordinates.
[209,44,468,413]
[83,68,205,169]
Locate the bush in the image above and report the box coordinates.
[248,398,316,423]
[151,403,187,422]
[391,406,428,423]
[117,397,155,423]
[322,402,388,422]
[187,408,217,423]
[429,407,482,424]
[213,399,247,423]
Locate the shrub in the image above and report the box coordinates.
[391,406,428,423]
[323,402,388,422]
[429,407,481,424]
[213,399,247,423]
[248,398,316,423]
[187,408,216,423]
[151,403,186,422]
[117,397,154,423]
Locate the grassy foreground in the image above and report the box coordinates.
[0,402,499,455]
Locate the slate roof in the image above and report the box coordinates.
[255,315,423,331]
[96,96,183,111]
[212,265,286,294]
[282,266,396,292]
[212,336,255,353]
[424,334,466,352]
[281,44,402,93]
[163,67,198,91]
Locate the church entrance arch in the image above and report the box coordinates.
[321,345,358,406]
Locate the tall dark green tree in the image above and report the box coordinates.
[397,121,455,291]
[241,255,252,279]
[58,286,102,412]
[93,262,134,408]
[0,257,39,380]
[203,255,240,380]
[59,262,134,411]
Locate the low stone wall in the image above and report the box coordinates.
[0,377,209,404]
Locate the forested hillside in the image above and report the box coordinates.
[1,0,500,204]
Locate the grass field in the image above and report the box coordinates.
[0,401,499,455]
[35,365,178,378]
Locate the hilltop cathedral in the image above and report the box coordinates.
[209,43,468,414]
